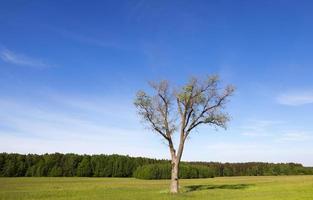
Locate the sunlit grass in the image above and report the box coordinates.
[0,176,312,200]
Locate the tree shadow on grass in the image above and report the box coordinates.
[184,184,254,193]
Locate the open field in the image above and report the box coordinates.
[0,176,313,200]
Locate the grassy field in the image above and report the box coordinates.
[0,176,313,200]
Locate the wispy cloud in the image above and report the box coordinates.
[1,93,313,165]
[0,95,139,140]
[239,119,313,143]
[201,141,313,165]
[45,92,137,125]
[0,48,51,69]
[276,91,313,106]
[0,94,169,157]
[279,131,313,142]
[48,27,125,49]
[240,119,283,137]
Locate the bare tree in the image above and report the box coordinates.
[134,75,235,193]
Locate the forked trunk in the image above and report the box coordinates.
[170,160,179,193]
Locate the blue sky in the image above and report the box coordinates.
[1,0,313,166]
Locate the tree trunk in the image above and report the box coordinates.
[170,159,179,193]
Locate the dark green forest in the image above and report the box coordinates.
[1,153,312,179]
[133,163,215,179]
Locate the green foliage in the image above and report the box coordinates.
[133,163,215,179]
[62,154,81,176]
[49,166,63,177]
[76,156,92,177]
[0,153,312,178]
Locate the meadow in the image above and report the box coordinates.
[0,176,312,200]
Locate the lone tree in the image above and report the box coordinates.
[134,75,234,193]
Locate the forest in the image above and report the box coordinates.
[1,153,312,179]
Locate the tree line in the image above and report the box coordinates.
[1,153,312,178]
[134,163,215,179]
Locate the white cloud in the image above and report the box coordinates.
[277,91,313,106]
[0,49,51,69]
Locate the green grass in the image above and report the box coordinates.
[0,176,313,200]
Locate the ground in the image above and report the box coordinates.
[0,176,313,200]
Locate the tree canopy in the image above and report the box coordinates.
[1,153,312,178]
